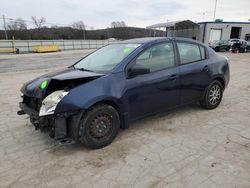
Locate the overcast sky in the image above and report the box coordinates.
[1,0,250,29]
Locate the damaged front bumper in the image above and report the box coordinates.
[18,102,83,144]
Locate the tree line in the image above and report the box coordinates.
[0,17,165,40]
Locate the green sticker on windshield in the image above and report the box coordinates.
[123,48,132,54]
[41,80,48,89]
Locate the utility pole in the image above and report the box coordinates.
[3,15,8,40]
[209,0,218,44]
[202,12,205,22]
[213,0,218,21]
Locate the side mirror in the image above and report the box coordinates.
[127,64,150,78]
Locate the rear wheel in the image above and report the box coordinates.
[79,104,120,149]
[200,80,223,110]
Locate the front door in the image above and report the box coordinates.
[124,42,180,120]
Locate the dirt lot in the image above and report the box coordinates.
[0,50,250,188]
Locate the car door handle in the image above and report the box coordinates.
[169,74,178,81]
[202,65,209,72]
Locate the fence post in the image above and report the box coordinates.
[81,40,83,49]
[89,40,90,49]
[72,40,75,50]
[96,40,97,49]
[27,40,30,52]
[63,40,65,50]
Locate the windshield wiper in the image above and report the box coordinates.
[74,67,94,72]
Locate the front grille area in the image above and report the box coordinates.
[23,95,42,112]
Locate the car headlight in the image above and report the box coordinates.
[39,90,69,116]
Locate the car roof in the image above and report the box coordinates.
[119,37,205,45]
[119,37,168,44]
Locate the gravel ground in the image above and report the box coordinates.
[0,50,250,188]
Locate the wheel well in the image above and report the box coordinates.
[214,77,225,88]
[89,100,121,115]
[88,100,125,128]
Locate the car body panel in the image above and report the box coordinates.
[21,68,103,98]
[123,66,180,120]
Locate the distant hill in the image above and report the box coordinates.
[0,27,165,40]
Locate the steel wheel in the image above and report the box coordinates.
[79,104,120,149]
[88,113,114,142]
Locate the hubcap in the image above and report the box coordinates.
[89,114,113,140]
[209,85,221,105]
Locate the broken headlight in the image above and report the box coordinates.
[39,90,69,116]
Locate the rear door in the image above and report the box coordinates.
[176,41,211,104]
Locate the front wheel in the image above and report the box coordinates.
[79,104,120,149]
[200,80,223,110]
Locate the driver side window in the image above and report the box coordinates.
[135,42,175,72]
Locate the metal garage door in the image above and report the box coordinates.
[209,29,222,42]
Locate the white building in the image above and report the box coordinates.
[147,20,250,44]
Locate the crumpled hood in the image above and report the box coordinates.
[21,68,104,98]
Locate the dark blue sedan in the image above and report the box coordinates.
[18,37,230,149]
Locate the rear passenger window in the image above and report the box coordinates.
[177,42,202,64]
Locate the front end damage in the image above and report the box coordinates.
[18,99,83,144]
[17,68,103,144]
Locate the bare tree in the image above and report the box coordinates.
[50,25,59,28]
[111,21,127,28]
[72,21,86,39]
[31,16,46,29]
[72,21,86,30]
[111,21,118,28]
[120,21,127,27]
[7,18,27,30]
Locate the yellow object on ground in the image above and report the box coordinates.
[32,45,60,53]
[0,48,16,53]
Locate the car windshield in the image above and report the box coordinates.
[74,43,141,73]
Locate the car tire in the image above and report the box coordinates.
[200,80,223,110]
[79,104,120,149]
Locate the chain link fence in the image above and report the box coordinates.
[0,39,118,53]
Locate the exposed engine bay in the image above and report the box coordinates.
[18,68,103,143]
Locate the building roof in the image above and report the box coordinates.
[146,20,199,29]
[198,21,250,25]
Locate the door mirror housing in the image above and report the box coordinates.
[127,64,150,78]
